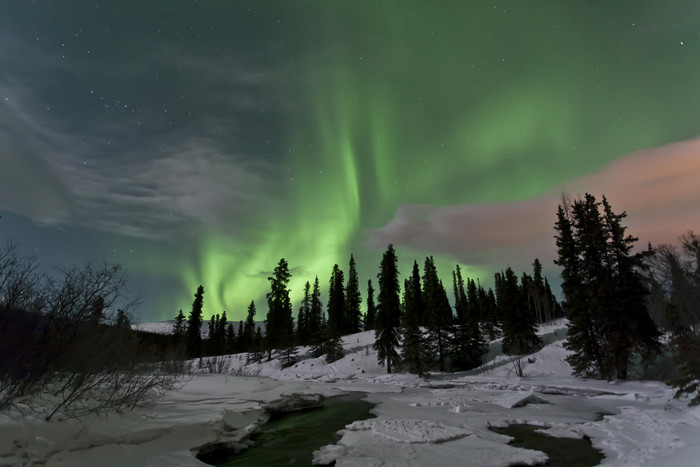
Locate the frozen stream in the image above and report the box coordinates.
[490,423,604,466]
[215,393,375,466]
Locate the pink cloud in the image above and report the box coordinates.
[366,137,700,272]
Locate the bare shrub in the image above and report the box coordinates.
[201,354,231,374]
[0,244,187,420]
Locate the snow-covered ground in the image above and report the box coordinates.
[3,319,700,466]
[131,320,177,335]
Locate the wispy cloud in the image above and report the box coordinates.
[0,80,276,240]
[0,31,281,240]
[366,138,700,273]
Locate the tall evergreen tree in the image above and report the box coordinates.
[207,314,219,354]
[321,264,345,362]
[555,193,660,379]
[530,258,547,323]
[327,264,345,332]
[499,267,541,364]
[601,196,661,379]
[225,322,236,354]
[555,199,603,378]
[186,285,204,358]
[309,277,323,335]
[215,310,228,354]
[481,286,500,340]
[451,266,486,371]
[236,319,245,352]
[423,257,453,372]
[296,281,311,345]
[251,327,264,363]
[265,259,294,361]
[365,279,377,331]
[374,245,402,373]
[401,261,428,375]
[242,301,256,352]
[173,309,186,342]
[345,254,363,334]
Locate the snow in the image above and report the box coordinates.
[3,318,700,466]
[131,320,176,335]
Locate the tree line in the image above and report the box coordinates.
[176,247,562,375]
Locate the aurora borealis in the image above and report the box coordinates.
[2,1,699,322]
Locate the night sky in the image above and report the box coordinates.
[2,1,699,322]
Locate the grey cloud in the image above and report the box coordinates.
[0,81,276,240]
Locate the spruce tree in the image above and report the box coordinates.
[308,277,325,356]
[601,196,660,379]
[481,286,500,340]
[252,327,264,363]
[309,276,323,338]
[500,267,541,363]
[242,300,256,352]
[423,257,453,372]
[530,258,548,323]
[374,245,401,373]
[364,279,377,331]
[345,254,363,334]
[327,264,345,334]
[297,281,311,346]
[322,264,345,362]
[207,314,218,355]
[401,261,427,375]
[215,311,228,354]
[186,285,204,358]
[173,309,187,343]
[555,200,603,378]
[451,266,486,371]
[555,193,661,379]
[225,323,236,354]
[265,259,294,361]
[236,319,245,352]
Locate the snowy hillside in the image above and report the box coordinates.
[131,320,264,336]
[3,319,700,466]
[132,320,177,334]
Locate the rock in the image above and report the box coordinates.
[494,391,550,409]
[266,393,325,415]
[194,440,251,465]
[222,408,267,432]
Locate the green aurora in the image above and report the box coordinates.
[2,1,699,321]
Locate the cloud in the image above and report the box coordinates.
[0,30,282,241]
[0,80,276,240]
[366,137,700,273]
[0,82,77,225]
[72,142,273,239]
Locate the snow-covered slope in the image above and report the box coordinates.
[132,320,176,334]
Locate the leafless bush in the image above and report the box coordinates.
[231,362,262,377]
[201,354,231,374]
[0,240,44,313]
[508,356,525,378]
[0,244,186,420]
[646,232,700,334]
